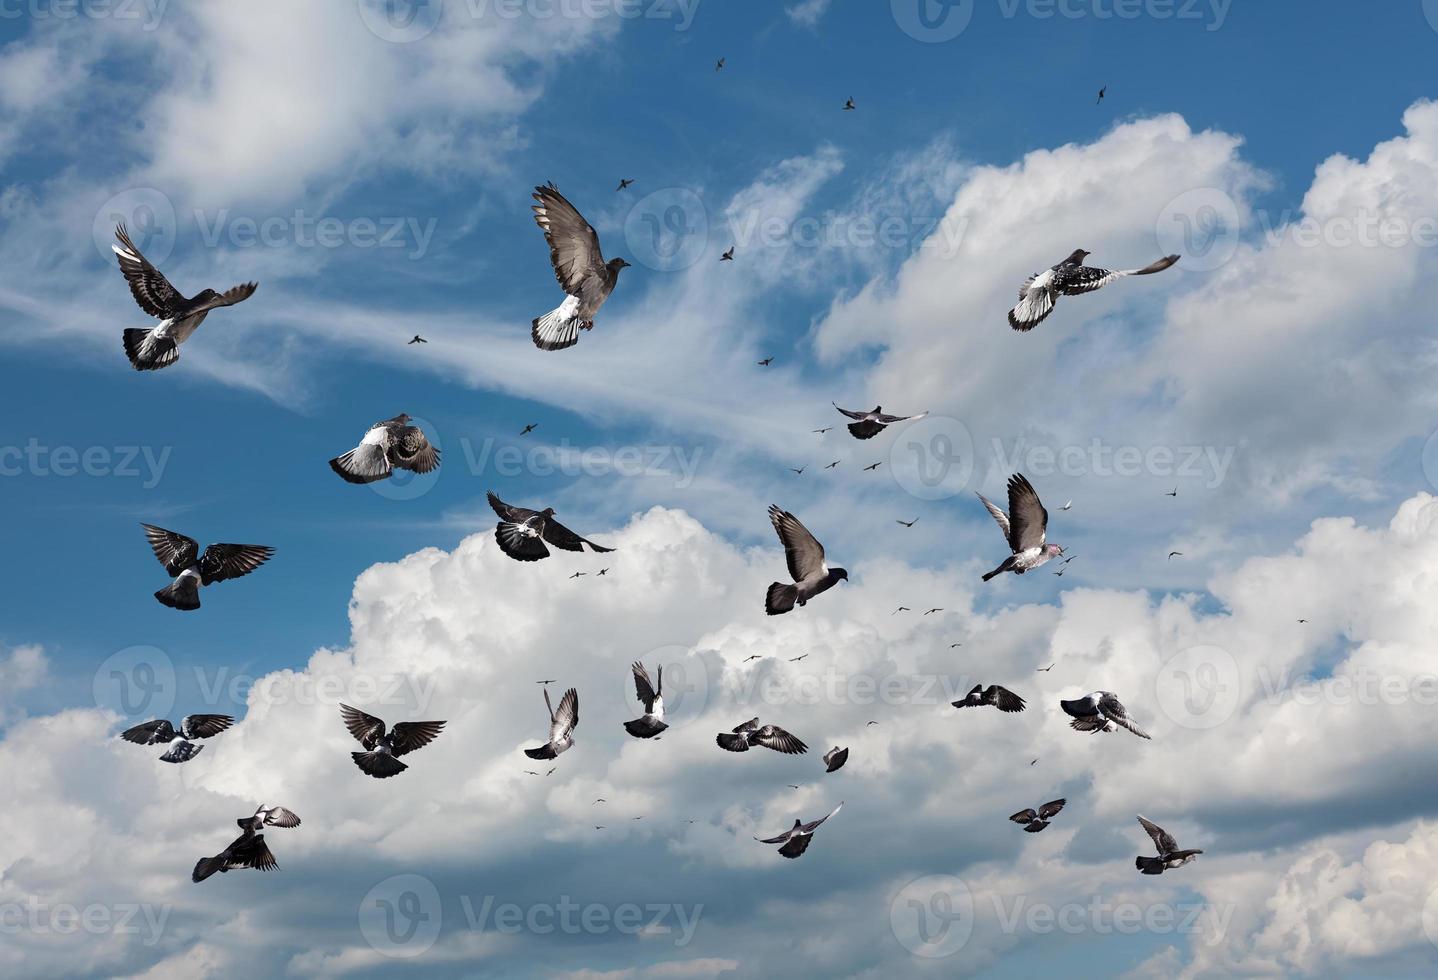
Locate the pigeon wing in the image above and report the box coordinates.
[198,543,275,585]
[549,687,579,741]
[831,403,870,421]
[389,721,447,757]
[989,685,1027,713]
[1037,799,1067,820]
[1005,474,1048,551]
[120,719,174,744]
[753,726,807,755]
[230,833,279,872]
[1009,808,1039,824]
[182,714,234,739]
[631,662,658,710]
[1099,694,1151,739]
[768,505,826,583]
[390,426,440,474]
[532,183,607,296]
[875,410,928,424]
[340,704,386,746]
[264,806,302,829]
[112,225,183,319]
[798,801,842,833]
[486,491,534,523]
[975,493,1011,544]
[141,524,200,575]
[1137,815,1178,854]
[540,517,614,554]
[198,281,259,311]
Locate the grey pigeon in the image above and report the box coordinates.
[823,746,849,772]
[953,684,1026,713]
[113,224,257,371]
[192,826,278,883]
[236,804,301,832]
[487,491,614,562]
[1061,691,1151,739]
[1009,798,1066,833]
[755,801,842,859]
[120,713,233,763]
[765,505,847,615]
[977,473,1064,580]
[716,717,807,755]
[1008,249,1179,331]
[530,183,629,351]
[622,662,667,739]
[525,686,578,759]
[1135,815,1203,874]
[140,524,274,611]
[831,402,928,440]
[340,704,447,778]
[329,414,440,484]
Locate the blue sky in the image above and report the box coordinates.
[5,2,1438,978]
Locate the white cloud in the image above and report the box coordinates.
[785,0,833,28]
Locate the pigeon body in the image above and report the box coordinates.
[765,505,847,615]
[140,524,273,611]
[755,802,842,859]
[236,804,301,832]
[340,704,446,778]
[530,183,629,351]
[1135,815,1203,873]
[623,662,667,739]
[953,684,1026,713]
[120,713,233,763]
[329,414,440,484]
[487,491,614,562]
[192,827,277,883]
[823,746,849,772]
[1061,691,1151,739]
[1008,249,1179,331]
[977,474,1063,580]
[112,224,258,371]
[716,717,807,755]
[526,686,579,759]
[1009,798,1067,833]
[831,403,928,440]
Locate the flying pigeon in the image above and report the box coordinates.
[716,718,807,755]
[616,178,634,190]
[530,183,630,351]
[720,246,735,261]
[812,427,832,435]
[863,462,882,471]
[1135,815,1203,874]
[329,414,440,485]
[1061,691,1151,739]
[1009,798,1067,833]
[1168,551,1184,560]
[112,224,258,371]
[824,460,840,469]
[715,57,724,70]
[788,654,808,662]
[831,403,929,440]
[893,606,910,614]
[191,826,278,883]
[843,97,855,110]
[1037,663,1055,672]
[340,704,447,778]
[622,662,667,739]
[896,519,917,528]
[789,467,805,475]
[487,491,615,563]
[924,607,943,615]
[755,801,842,859]
[1008,249,1179,332]
[520,423,538,435]
[1096,85,1106,104]
[408,335,427,344]
[140,524,274,611]
[823,746,849,772]
[1060,500,1072,510]
[525,686,579,759]
[764,505,847,615]
[977,473,1064,581]
[236,804,301,833]
[120,713,233,763]
[952,684,1026,713]
[758,357,774,366]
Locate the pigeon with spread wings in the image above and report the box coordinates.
[112,224,258,371]
[120,713,233,763]
[953,684,1027,713]
[340,704,447,778]
[823,746,849,772]
[1061,691,1152,739]
[1008,249,1179,332]
[526,686,579,759]
[765,505,847,615]
[237,804,301,832]
[716,717,807,755]
[623,662,667,739]
[1135,815,1203,873]
[1009,798,1066,833]
[329,414,439,484]
[530,183,630,351]
[487,491,615,563]
[139,524,274,611]
[755,801,842,859]
[977,474,1064,581]
[191,826,279,883]
[831,403,929,440]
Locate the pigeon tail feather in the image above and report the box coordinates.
[765,582,798,615]
[352,751,407,778]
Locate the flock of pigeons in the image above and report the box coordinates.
[109,109,1194,876]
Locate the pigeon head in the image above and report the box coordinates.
[541,507,557,517]
[1045,543,1065,558]
[609,257,632,272]
[831,567,849,583]
[392,413,412,424]
[1064,249,1090,263]
[194,288,221,303]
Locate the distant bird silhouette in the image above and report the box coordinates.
[743,654,762,662]
[790,467,805,475]
[977,473,1064,580]
[112,223,257,371]
[1135,815,1202,873]
[521,423,538,435]
[824,460,840,469]
[569,571,586,579]
[1164,487,1178,497]
[525,686,579,759]
[924,607,943,615]
[408,335,427,344]
[329,414,439,485]
[1096,85,1106,104]
[1061,691,1151,739]
[530,182,629,351]
[340,704,446,778]
[755,802,842,859]
[720,246,735,261]
[863,462,882,471]
[616,178,634,191]
[893,606,910,614]
[953,684,1026,713]
[843,97,855,110]
[896,518,917,528]
[765,505,847,615]
[949,642,963,648]
[140,524,274,611]
[788,654,808,662]
[1060,500,1072,510]
[597,568,609,576]
[1010,798,1066,833]
[715,57,725,71]
[832,402,928,440]
[716,718,807,755]
[823,746,849,772]
[866,721,878,726]
[1037,663,1055,672]
[487,491,615,562]
[536,679,556,685]
[757,357,774,366]
[1168,551,1184,560]
[812,427,832,435]
[623,662,667,739]
[121,713,233,763]
[1008,249,1180,331]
